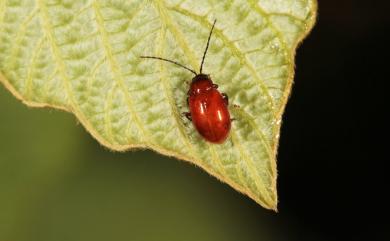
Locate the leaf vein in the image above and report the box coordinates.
[156,25,199,157]
[92,0,150,144]
[104,85,116,143]
[0,0,6,32]
[4,8,38,70]
[155,1,199,71]
[37,0,73,106]
[24,36,46,97]
[230,130,272,207]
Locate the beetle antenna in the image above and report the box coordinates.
[140,56,197,75]
[199,19,217,74]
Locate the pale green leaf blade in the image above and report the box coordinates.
[0,0,317,210]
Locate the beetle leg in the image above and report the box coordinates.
[186,96,189,106]
[183,112,192,121]
[222,93,229,105]
[233,104,240,108]
[231,118,236,121]
[213,84,218,89]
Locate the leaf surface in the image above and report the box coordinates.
[0,0,317,210]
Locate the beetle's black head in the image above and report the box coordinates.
[192,74,211,83]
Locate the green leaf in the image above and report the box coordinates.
[0,0,316,210]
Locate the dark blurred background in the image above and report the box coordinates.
[1,1,388,241]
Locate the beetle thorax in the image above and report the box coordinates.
[189,74,213,95]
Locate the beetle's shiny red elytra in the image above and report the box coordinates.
[141,20,232,144]
[188,74,231,143]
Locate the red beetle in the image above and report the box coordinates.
[141,20,231,144]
